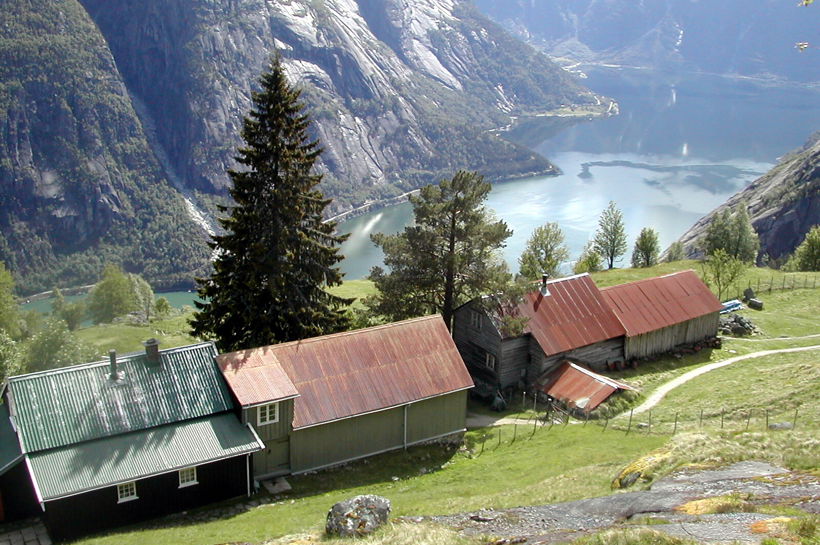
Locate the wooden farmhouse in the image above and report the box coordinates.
[453,270,721,402]
[600,270,723,360]
[217,315,474,478]
[453,273,626,395]
[0,342,263,541]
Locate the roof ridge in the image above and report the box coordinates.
[600,269,697,291]
[8,342,216,382]
[222,315,443,356]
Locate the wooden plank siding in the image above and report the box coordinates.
[245,400,294,478]
[528,337,625,384]
[624,313,720,360]
[42,455,248,542]
[498,337,530,389]
[453,304,502,383]
[290,392,467,474]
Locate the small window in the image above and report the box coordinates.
[470,310,482,330]
[117,481,138,503]
[257,402,279,426]
[485,352,497,371]
[178,466,198,488]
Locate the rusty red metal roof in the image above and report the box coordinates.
[216,316,474,429]
[517,274,625,356]
[601,270,723,337]
[218,349,300,407]
[536,361,635,412]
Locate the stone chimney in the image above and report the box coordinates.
[143,338,161,367]
[108,349,122,381]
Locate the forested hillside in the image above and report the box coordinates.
[0,0,210,294]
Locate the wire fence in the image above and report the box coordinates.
[728,274,818,300]
[470,403,814,455]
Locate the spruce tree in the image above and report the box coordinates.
[191,56,350,351]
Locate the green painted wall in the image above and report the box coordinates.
[290,391,467,473]
[245,400,294,478]
[406,391,467,444]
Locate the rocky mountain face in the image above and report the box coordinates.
[0,0,210,294]
[79,0,608,214]
[674,134,820,262]
[474,0,818,83]
[1,0,607,293]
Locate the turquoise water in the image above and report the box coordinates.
[336,68,820,279]
[20,291,201,317]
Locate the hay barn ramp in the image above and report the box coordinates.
[601,270,722,360]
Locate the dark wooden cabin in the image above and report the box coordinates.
[0,342,262,541]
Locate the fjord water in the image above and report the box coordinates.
[337,67,820,279]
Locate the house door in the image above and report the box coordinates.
[254,436,290,477]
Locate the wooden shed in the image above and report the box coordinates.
[217,315,474,476]
[0,342,263,541]
[453,274,626,393]
[601,270,722,360]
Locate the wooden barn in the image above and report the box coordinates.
[0,342,263,541]
[217,315,474,477]
[452,273,626,394]
[601,270,723,360]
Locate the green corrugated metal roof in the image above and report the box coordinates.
[8,343,233,453]
[0,402,22,474]
[28,413,263,501]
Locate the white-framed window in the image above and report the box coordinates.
[178,466,198,488]
[485,352,497,371]
[117,481,138,503]
[470,310,482,330]
[257,402,279,426]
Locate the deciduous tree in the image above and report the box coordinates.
[631,227,660,268]
[701,249,746,301]
[518,222,569,279]
[573,241,603,274]
[191,56,350,351]
[0,262,20,339]
[665,241,686,262]
[593,201,628,269]
[366,170,512,329]
[786,225,820,271]
[22,318,95,373]
[702,205,759,263]
[87,264,137,324]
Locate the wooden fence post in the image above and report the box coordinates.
[745,410,752,431]
[793,408,799,430]
[626,409,633,435]
[480,434,486,456]
[699,408,704,428]
[721,408,724,429]
[497,428,502,448]
[765,409,769,430]
[770,275,774,294]
[512,422,518,443]
[648,410,652,434]
[673,413,678,435]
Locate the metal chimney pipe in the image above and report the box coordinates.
[144,338,160,366]
[540,273,551,296]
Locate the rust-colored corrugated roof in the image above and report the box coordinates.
[218,349,300,407]
[518,274,625,356]
[601,270,723,337]
[216,316,474,429]
[537,361,635,412]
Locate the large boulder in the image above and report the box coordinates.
[325,495,391,537]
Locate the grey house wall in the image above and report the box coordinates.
[290,390,468,474]
[624,313,720,360]
[244,399,294,478]
[528,337,625,384]
[453,304,502,380]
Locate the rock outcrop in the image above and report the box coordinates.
[672,135,820,262]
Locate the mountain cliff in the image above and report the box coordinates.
[0,0,210,294]
[79,0,609,214]
[474,0,818,83]
[674,134,820,262]
[1,0,609,293]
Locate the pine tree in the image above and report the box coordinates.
[191,56,350,352]
[631,227,660,268]
[366,170,512,330]
[593,201,628,269]
[518,222,569,279]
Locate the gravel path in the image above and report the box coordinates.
[632,344,820,415]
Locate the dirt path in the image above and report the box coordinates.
[725,333,820,342]
[633,344,820,415]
